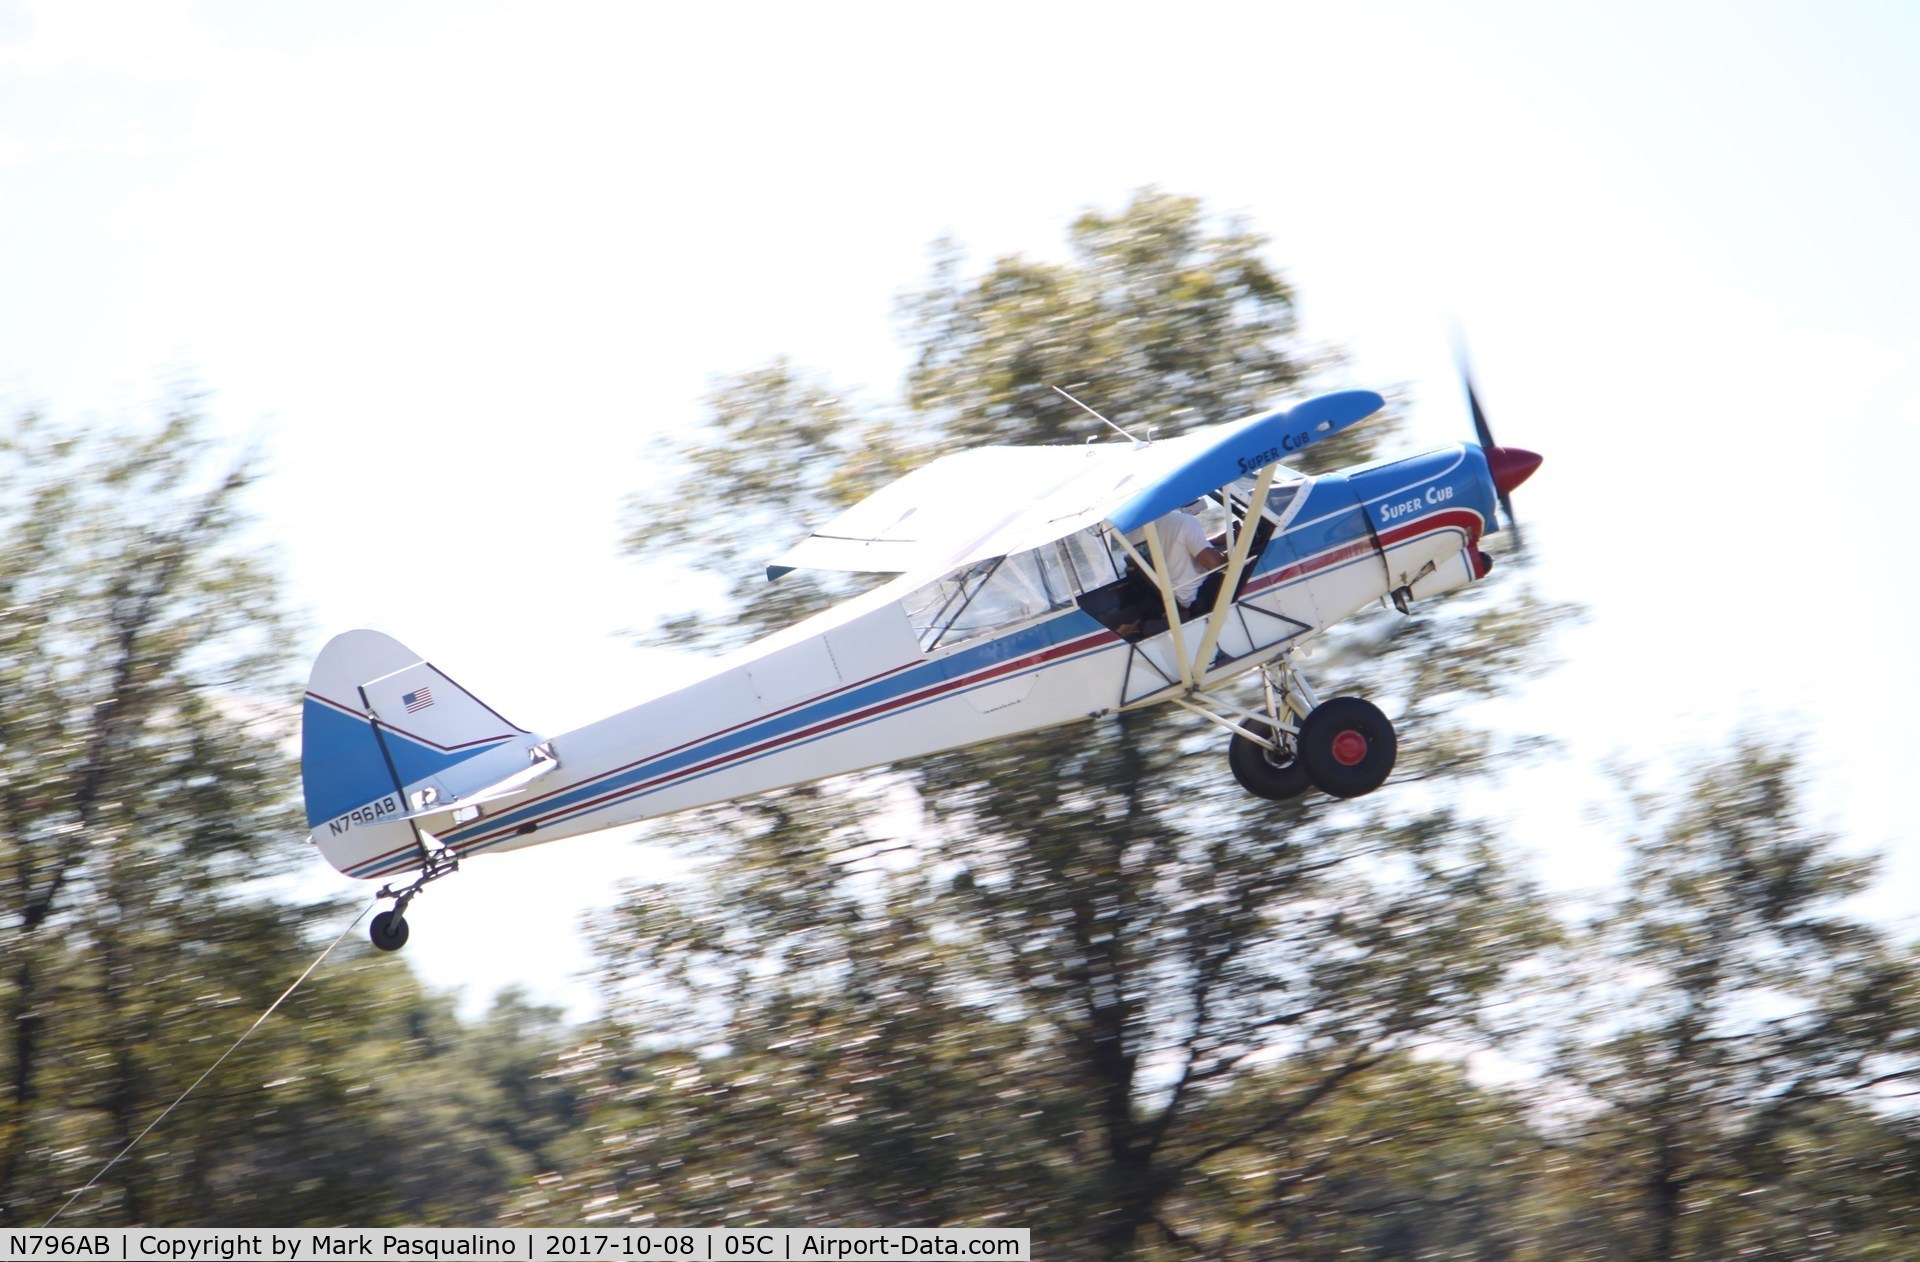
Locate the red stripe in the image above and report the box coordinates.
[1377,508,1484,551]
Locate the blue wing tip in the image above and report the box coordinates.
[1299,388,1385,418]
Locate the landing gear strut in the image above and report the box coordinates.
[369,842,459,952]
[1224,655,1398,801]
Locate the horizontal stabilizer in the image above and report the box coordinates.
[393,743,560,822]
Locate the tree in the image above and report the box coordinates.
[910,742,1556,1257]
[544,188,1568,1257]
[900,190,1312,450]
[0,403,308,1222]
[1173,1055,1550,1261]
[1548,737,1920,1260]
[625,361,914,650]
[0,402,578,1226]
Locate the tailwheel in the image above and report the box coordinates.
[1228,719,1312,801]
[1297,696,1397,799]
[369,908,411,952]
[368,840,459,953]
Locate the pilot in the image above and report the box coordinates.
[1116,500,1230,636]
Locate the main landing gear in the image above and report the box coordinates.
[369,842,460,952]
[1226,656,1397,801]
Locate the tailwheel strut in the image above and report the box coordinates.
[369,842,460,953]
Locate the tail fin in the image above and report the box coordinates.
[302,630,532,880]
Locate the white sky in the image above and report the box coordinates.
[4,0,1915,1017]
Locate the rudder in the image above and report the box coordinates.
[302,630,529,879]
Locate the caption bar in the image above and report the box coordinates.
[0,1229,1029,1262]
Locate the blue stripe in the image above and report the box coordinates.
[356,496,1404,874]
[435,616,1113,856]
[416,489,1374,850]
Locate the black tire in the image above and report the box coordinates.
[370,909,411,952]
[1298,696,1397,799]
[1228,719,1312,801]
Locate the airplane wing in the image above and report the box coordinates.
[765,443,1103,579]
[766,390,1384,578]
[1103,390,1384,531]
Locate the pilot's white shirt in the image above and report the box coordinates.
[1131,511,1212,606]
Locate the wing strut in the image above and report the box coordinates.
[1110,523,1196,691]
[1189,463,1278,678]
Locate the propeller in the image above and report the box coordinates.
[1458,354,1542,553]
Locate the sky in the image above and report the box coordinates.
[4,0,1916,1018]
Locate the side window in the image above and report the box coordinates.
[946,551,1052,643]
[904,527,1137,654]
[906,547,1090,653]
[903,555,1030,652]
[1059,527,1122,590]
[903,559,995,652]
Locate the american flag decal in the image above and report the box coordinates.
[402,687,435,714]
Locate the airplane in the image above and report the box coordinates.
[301,380,1541,951]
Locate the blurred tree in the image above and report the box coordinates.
[508,787,1076,1229]
[1170,1055,1549,1261]
[0,403,305,1223]
[556,189,1570,1256]
[1548,738,1920,1260]
[211,972,580,1225]
[0,404,576,1226]
[900,189,1313,450]
[623,361,924,650]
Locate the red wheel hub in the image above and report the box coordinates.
[1330,729,1369,766]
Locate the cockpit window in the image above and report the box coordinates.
[906,554,1050,652]
[905,526,1126,653]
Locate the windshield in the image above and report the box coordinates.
[1228,475,1303,524]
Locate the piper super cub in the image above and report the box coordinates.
[302,381,1541,950]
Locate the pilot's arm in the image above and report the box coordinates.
[1173,513,1227,570]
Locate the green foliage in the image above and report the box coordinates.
[1,403,306,1223]
[1547,736,1920,1260]
[514,789,1073,1228]
[1171,1056,1549,1261]
[901,190,1315,451]
[0,404,578,1226]
[624,361,916,649]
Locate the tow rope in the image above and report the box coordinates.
[43,898,377,1226]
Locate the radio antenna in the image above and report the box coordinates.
[1051,384,1141,443]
